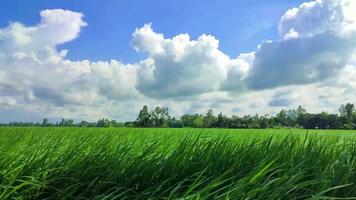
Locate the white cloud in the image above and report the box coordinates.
[278,0,356,39]
[1,1,356,121]
[133,23,249,98]
[0,9,87,53]
[246,0,356,90]
[37,9,87,45]
[0,9,140,120]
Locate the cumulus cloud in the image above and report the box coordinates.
[0,9,140,120]
[133,23,249,98]
[246,0,356,90]
[1,0,356,121]
[279,0,356,38]
[0,9,87,54]
[247,33,356,89]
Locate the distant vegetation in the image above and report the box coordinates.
[2,103,356,130]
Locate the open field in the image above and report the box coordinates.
[1,128,356,199]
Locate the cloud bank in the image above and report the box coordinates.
[0,0,355,121]
[246,0,356,89]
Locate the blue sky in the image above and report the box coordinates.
[0,0,355,122]
[1,0,304,62]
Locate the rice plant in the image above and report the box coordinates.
[1,127,356,199]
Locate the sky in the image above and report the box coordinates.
[0,0,305,62]
[0,0,355,122]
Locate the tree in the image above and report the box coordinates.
[152,106,170,127]
[168,117,183,128]
[4,103,356,130]
[97,119,111,127]
[296,105,306,127]
[136,105,153,127]
[80,121,91,127]
[339,103,354,119]
[217,112,229,128]
[110,120,122,127]
[259,114,271,129]
[203,109,216,128]
[339,103,355,129]
[276,109,299,127]
[58,119,74,127]
[42,118,49,127]
[193,115,204,128]
[276,110,288,127]
[181,114,194,127]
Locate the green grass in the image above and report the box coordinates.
[1,128,356,199]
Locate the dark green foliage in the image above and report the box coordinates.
[203,109,216,128]
[1,128,356,199]
[136,105,153,127]
[1,103,356,130]
[152,106,170,127]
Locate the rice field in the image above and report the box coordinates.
[1,127,356,199]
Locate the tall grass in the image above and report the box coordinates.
[0,128,356,199]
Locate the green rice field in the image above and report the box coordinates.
[1,128,356,199]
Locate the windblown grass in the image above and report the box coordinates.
[0,128,356,199]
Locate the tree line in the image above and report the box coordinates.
[1,103,356,130]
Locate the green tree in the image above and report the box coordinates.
[42,118,49,127]
[58,119,74,127]
[181,114,194,127]
[193,115,204,128]
[136,105,153,127]
[80,121,90,127]
[203,109,216,128]
[97,119,111,127]
[339,103,355,129]
[296,105,306,127]
[152,106,170,127]
[217,112,229,128]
